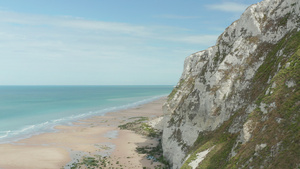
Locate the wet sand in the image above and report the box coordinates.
[0,97,166,169]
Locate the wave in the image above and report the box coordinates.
[0,94,166,144]
[0,131,11,139]
[0,121,55,144]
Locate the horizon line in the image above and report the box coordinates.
[0,84,175,86]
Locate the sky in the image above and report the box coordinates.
[0,0,260,85]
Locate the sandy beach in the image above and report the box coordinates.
[0,97,167,169]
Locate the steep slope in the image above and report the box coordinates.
[162,0,300,168]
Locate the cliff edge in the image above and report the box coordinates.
[162,0,300,168]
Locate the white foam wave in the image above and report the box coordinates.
[0,131,11,139]
[0,94,166,144]
[0,121,57,144]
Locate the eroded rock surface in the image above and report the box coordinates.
[162,0,300,168]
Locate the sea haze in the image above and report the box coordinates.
[0,85,173,143]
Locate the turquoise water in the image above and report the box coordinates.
[0,85,173,143]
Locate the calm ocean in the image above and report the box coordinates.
[0,85,173,143]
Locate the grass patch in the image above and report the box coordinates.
[250,30,300,104]
[226,30,300,169]
[121,117,171,168]
[63,155,124,169]
[168,79,184,101]
[181,110,242,169]
[136,138,171,169]
[118,116,159,137]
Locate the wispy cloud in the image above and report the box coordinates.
[0,10,217,45]
[155,14,201,19]
[180,35,219,45]
[0,10,220,53]
[0,10,219,85]
[160,35,219,46]
[206,2,249,13]
[0,11,149,36]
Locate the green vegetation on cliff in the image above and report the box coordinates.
[181,30,300,169]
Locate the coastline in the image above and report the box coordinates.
[0,93,168,145]
[0,97,167,169]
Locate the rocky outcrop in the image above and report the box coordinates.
[162,0,300,168]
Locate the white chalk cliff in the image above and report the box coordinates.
[162,0,300,168]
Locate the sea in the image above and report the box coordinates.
[0,85,173,144]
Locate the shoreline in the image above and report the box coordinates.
[0,94,167,145]
[0,97,167,169]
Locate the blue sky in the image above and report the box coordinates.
[0,0,260,85]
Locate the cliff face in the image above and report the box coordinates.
[162,0,300,168]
